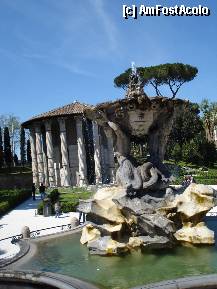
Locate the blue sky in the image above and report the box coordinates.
[0,0,216,122]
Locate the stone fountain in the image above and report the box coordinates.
[78,67,217,256]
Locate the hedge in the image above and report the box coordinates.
[37,189,91,215]
[0,201,10,216]
[37,201,44,215]
[61,200,79,213]
[37,199,79,215]
[0,189,32,217]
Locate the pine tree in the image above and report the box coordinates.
[4,127,13,167]
[20,127,26,166]
[27,139,32,163]
[0,127,4,168]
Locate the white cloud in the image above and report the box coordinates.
[23,51,97,78]
[89,0,118,52]
[48,59,97,78]
[0,1,120,76]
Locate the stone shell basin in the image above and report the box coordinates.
[85,95,188,139]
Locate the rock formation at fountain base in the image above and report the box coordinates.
[78,182,216,256]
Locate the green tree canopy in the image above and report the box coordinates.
[0,127,3,168]
[114,63,198,98]
[166,101,217,167]
[200,99,217,141]
[168,103,203,148]
[3,127,13,167]
[0,114,20,157]
[20,127,26,166]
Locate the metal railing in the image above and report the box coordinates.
[0,222,83,244]
[0,234,23,244]
[29,223,74,238]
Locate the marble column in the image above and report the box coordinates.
[29,127,39,187]
[104,127,115,183]
[58,118,71,187]
[43,151,49,187]
[92,122,102,184]
[76,118,87,186]
[35,124,45,184]
[54,162,61,187]
[45,121,56,187]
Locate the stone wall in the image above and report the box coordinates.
[0,173,32,189]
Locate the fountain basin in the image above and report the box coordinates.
[0,270,99,289]
[10,218,217,289]
[132,274,217,289]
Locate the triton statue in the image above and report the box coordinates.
[78,65,217,256]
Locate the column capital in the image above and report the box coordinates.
[75,115,83,121]
[58,117,66,132]
[44,120,52,131]
[76,117,83,127]
[34,122,42,133]
[29,126,35,134]
[57,116,66,121]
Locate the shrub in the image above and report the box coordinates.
[37,201,44,215]
[0,189,31,217]
[61,200,79,213]
[37,200,55,215]
[171,144,182,163]
[0,201,10,216]
[182,140,202,164]
[37,189,60,215]
[48,189,60,203]
[199,140,217,167]
[37,199,78,215]
[37,188,59,215]
[37,189,92,215]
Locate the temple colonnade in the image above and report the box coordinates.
[28,117,115,187]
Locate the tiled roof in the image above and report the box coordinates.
[22,101,94,127]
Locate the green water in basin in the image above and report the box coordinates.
[21,219,217,289]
